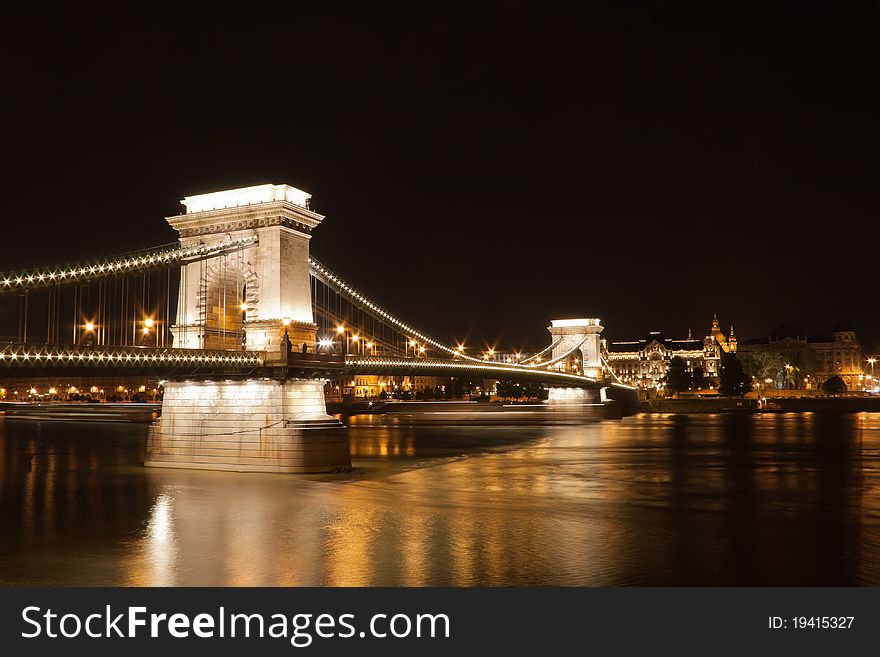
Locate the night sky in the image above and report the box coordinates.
[1,4,877,353]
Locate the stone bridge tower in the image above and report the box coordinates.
[146,184,350,475]
[167,183,322,354]
[548,318,604,379]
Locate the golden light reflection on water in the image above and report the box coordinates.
[1,413,879,585]
[138,492,177,586]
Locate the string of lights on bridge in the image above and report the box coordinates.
[344,356,596,384]
[0,239,601,383]
[0,345,264,367]
[309,256,487,363]
[309,256,593,375]
[0,236,259,292]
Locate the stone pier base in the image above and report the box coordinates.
[547,386,602,405]
[145,379,350,473]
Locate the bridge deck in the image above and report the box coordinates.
[0,344,604,386]
[344,356,600,387]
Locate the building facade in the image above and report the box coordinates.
[603,316,734,390]
[738,322,864,390]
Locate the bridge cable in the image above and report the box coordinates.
[517,337,564,364]
[309,256,486,363]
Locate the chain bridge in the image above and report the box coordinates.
[0,184,634,472]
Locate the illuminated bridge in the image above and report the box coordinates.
[0,183,633,473]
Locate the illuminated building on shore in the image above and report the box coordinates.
[603,316,734,389]
[738,322,864,390]
[0,375,162,401]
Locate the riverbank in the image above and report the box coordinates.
[0,401,160,422]
[641,396,880,413]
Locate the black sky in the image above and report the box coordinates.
[1,4,877,353]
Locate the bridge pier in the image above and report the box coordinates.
[145,378,350,473]
[546,386,602,404]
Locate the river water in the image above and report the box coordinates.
[1,411,879,586]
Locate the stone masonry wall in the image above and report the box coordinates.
[145,379,350,473]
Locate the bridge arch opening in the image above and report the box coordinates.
[202,269,244,350]
[196,256,258,350]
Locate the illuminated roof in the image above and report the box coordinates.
[181,184,311,214]
[550,318,601,328]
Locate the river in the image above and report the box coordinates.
[1,411,878,585]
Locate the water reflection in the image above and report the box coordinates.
[1,412,879,585]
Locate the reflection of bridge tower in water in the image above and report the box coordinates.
[145,184,350,474]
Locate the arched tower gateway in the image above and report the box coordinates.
[546,318,604,403]
[168,183,320,352]
[145,184,350,474]
[548,318,603,377]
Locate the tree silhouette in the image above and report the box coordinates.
[821,375,847,395]
[664,356,690,397]
[719,352,752,396]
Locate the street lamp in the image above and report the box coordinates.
[83,321,96,346]
[142,317,155,345]
[281,317,292,356]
